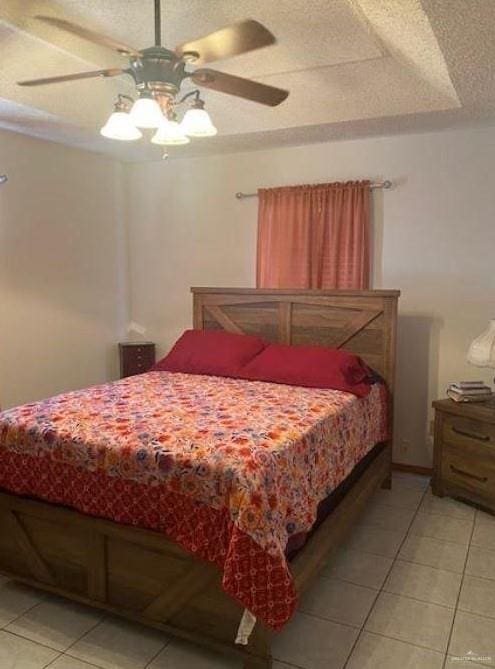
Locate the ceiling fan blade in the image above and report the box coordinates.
[192,69,289,106]
[35,15,141,56]
[18,68,125,87]
[176,19,275,65]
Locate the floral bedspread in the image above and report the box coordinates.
[0,371,387,629]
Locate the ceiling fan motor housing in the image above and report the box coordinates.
[129,47,187,98]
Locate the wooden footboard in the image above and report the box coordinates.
[0,444,390,669]
[0,488,272,668]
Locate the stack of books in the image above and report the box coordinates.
[447,381,493,403]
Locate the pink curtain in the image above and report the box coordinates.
[256,181,371,289]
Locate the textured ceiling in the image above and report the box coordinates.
[0,0,493,161]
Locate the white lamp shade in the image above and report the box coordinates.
[181,108,217,137]
[100,112,142,141]
[129,97,164,128]
[467,320,495,367]
[151,119,190,146]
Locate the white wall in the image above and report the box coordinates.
[0,130,128,409]
[125,125,495,468]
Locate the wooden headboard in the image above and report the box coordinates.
[191,288,400,390]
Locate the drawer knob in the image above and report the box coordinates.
[452,426,490,442]
[450,465,488,483]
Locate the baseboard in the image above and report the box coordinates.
[392,462,433,476]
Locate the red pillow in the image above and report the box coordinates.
[153,329,267,377]
[241,343,374,397]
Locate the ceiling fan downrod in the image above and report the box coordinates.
[155,0,161,47]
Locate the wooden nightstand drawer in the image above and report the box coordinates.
[443,414,495,449]
[123,358,151,376]
[132,346,151,357]
[441,440,495,499]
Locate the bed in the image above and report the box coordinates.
[0,287,399,669]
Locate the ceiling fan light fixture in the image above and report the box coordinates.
[21,8,289,148]
[151,119,190,146]
[129,94,164,128]
[181,107,217,137]
[100,96,142,141]
[100,112,142,141]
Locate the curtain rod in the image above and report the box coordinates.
[235,179,392,200]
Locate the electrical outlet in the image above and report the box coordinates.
[400,439,410,455]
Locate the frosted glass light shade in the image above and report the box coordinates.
[467,320,495,367]
[181,108,217,137]
[129,97,164,128]
[151,119,190,146]
[100,112,142,141]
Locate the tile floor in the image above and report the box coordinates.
[1,472,495,668]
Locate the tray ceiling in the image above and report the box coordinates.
[0,0,493,161]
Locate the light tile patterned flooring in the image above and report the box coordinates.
[1,472,495,668]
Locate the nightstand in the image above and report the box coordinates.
[432,398,495,513]
[119,342,156,378]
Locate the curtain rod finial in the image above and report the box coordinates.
[382,180,392,189]
[235,191,244,199]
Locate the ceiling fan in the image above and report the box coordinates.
[17,0,289,147]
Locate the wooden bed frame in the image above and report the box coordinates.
[0,288,399,669]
